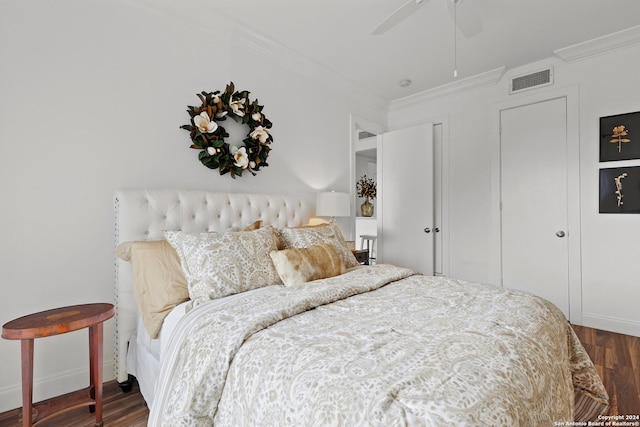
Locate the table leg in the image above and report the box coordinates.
[20,339,33,427]
[89,327,95,414]
[89,323,104,427]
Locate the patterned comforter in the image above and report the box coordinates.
[149,264,608,426]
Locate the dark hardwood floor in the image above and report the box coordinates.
[571,324,640,416]
[0,325,637,426]
[0,380,148,427]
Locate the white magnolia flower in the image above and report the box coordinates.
[193,111,218,133]
[250,126,270,143]
[229,98,246,117]
[231,146,249,169]
[251,112,262,121]
[207,147,216,156]
[215,110,228,119]
[249,161,256,169]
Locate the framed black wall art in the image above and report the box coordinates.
[599,111,640,162]
[599,166,640,213]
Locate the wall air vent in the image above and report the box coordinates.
[509,67,554,94]
[358,130,376,139]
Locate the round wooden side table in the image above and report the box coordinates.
[2,303,114,427]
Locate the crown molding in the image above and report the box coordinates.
[554,25,640,63]
[124,0,390,115]
[233,27,390,114]
[389,67,506,111]
[124,0,243,46]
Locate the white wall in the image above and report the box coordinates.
[388,42,640,337]
[0,0,385,411]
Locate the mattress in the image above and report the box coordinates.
[129,300,189,407]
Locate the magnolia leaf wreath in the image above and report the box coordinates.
[180,82,273,177]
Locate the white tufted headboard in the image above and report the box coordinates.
[113,189,313,384]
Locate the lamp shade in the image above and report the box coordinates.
[316,191,350,218]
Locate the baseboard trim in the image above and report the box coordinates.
[581,313,640,337]
[0,359,115,413]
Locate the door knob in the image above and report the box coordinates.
[424,227,431,233]
[556,231,566,238]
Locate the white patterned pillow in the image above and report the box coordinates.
[275,223,359,268]
[164,227,281,307]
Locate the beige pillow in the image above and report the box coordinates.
[164,226,282,306]
[114,240,189,339]
[243,219,262,231]
[114,221,264,337]
[270,243,346,287]
[275,223,359,268]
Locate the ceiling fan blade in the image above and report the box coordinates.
[448,0,483,38]
[372,0,431,36]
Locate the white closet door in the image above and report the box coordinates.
[379,123,434,275]
[500,97,569,317]
[433,123,444,275]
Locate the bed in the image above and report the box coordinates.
[114,189,609,426]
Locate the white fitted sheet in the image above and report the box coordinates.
[129,301,189,408]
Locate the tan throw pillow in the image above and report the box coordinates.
[243,219,262,231]
[114,240,189,339]
[164,227,281,307]
[270,243,346,287]
[275,223,359,268]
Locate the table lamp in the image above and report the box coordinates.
[316,191,350,222]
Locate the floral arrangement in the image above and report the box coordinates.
[181,82,273,178]
[356,175,377,200]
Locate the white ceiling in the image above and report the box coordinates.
[167,0,640,102]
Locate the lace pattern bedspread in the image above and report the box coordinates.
[149,264,608,426]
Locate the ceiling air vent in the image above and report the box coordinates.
[509,67,553,94]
